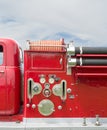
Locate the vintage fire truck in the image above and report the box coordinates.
[0,38,107,130]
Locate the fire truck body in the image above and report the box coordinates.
[0,38,107,129]
[0,38,21,116]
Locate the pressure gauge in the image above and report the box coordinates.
[38,99,54,116]
[40,77,46,84]
[49,77,55,84]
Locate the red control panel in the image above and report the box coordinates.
[24,40,107,118]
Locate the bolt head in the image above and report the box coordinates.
[67,88,72,93]
[58,105,62,110]
[26,104,30,108]
[32,104,36,109]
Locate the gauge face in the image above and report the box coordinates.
[49,78,55,84]
[44,83,50,88]
[32,83,42,95]
[52,84,61,96]
[38,99,54,116]
[40,77,46,84]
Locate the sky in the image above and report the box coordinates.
[0,0,107,49]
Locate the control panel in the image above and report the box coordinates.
[24,40,107,118]
[25,72,70,117]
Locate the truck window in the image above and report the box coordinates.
[0,45,3,65]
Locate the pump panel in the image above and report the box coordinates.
[24,39,107,118]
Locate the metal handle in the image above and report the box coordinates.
[0,71,4,73]
[19,47,23,63]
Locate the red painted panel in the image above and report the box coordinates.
[0,38,21,115]
[25,52,64,71]
[0,66,7,115]
[24,49,107,118]
[6,67,21,115]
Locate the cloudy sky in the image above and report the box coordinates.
[0,0,107,49]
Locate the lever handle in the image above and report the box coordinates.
[0,70,4,73]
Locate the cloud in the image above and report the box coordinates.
[0,0,107,49]
[0,17,16,24]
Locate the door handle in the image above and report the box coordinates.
[0,71,4,73]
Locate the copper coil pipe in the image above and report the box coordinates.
[28,39,66,51]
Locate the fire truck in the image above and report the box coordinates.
[0,38,107,130]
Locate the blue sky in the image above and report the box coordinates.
[0,0,107,49]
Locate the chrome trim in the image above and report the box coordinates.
[0,118,107,129]
[67,46,75,56]
[80,57,82,66]
[68,58,77,67]
[80,46,83,55]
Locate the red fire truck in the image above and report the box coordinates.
[0,38,107,130]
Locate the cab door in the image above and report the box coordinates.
[0,44,7,115]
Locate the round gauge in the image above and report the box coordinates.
[38,99,54,116]
[44,83,50,88]
[40,77,46,84]
[49,78,55,84]
[32,83,42,95]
